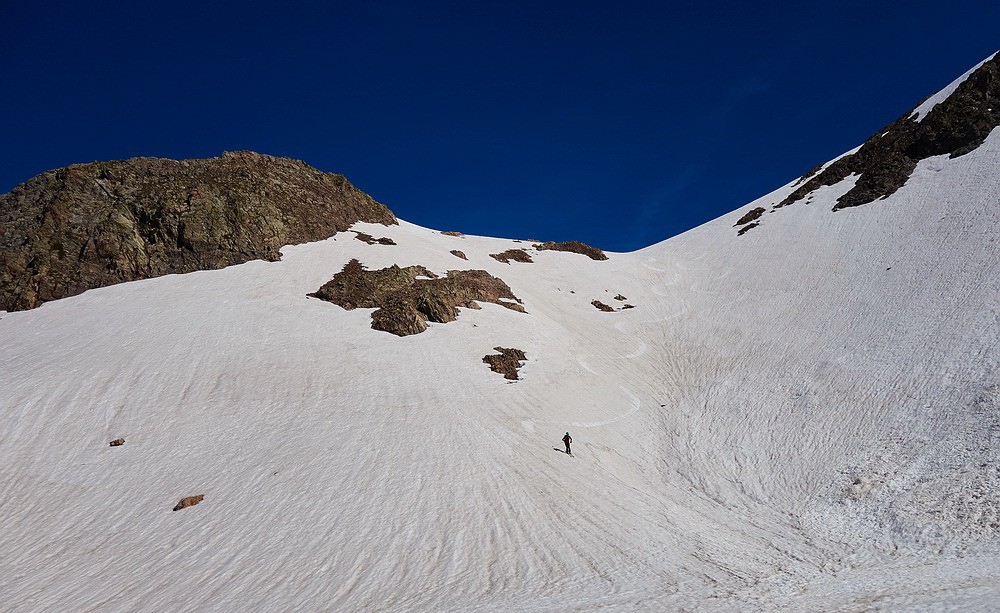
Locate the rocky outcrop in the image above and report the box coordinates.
[592,300,615,312]
[440,231,463,237]
[777,53,1000,211]
[310,259,525,336]
[613,294,627,301]
[483,347,527,380]
[450,250,467,260]
[534,241,608,261]
[172,494,204,511]
[109,438,124,447]
[737,222,760,236]
[0,151,397,312]
[353,232,396,245]
[490,249,533,264]
[734,207,765,226]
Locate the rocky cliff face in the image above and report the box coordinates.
[0,151,397,311]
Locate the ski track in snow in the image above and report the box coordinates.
[2,129,1000,610]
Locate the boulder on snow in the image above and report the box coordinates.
[450,250,468,260]
[172,495,205,511]
[108,438,125,447]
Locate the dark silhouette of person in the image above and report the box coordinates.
[562,432,572,454]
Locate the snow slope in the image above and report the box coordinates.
[2,103,999,612]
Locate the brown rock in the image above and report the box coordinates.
[0,151,397,312]
[489,249,533,264]
[737,222,760,236]
[353,232,396,245]
[441,231,463,237]
[109,438,125,447]
[622,304,635,309]
[592,300,615,312]
[613,294,627,301]
[310,259,525,336]
[450,250,467,260]
[172,494,204,511]
[483,347,527,380]
[534,241,608,261]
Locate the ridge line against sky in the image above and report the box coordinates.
[2,1,998,251]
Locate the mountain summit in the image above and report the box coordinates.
[1,55,999,610]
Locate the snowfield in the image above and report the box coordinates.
[2,122,1000,610]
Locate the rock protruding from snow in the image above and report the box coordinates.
[309,259,525,336]
[534,240,608,260]
[490,249,533,264]
[172,495,204,511]
[0,151,397,312]
[734,207,766,226]
[777,53,1000,211]
[591,299,615,312]
[353,232,396,245]
[482,347,527,380]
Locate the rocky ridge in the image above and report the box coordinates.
[777,53,1000,211]
[0,151,396,312]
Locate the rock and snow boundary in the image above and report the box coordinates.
[1,54,999,611]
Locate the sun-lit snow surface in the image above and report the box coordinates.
[2,130,999,610]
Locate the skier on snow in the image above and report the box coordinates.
[562,432,572,455]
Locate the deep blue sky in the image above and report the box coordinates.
[2,1,997,251]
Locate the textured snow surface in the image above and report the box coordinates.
[2,143,1000,611]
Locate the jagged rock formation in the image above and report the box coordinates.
[309,259,525,336]
[778,53,1000,210]
[490,249,533,264]
[482,347,527,380]
[534,241,608,260]
[0,151,396,312]
[737,222,760,236]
